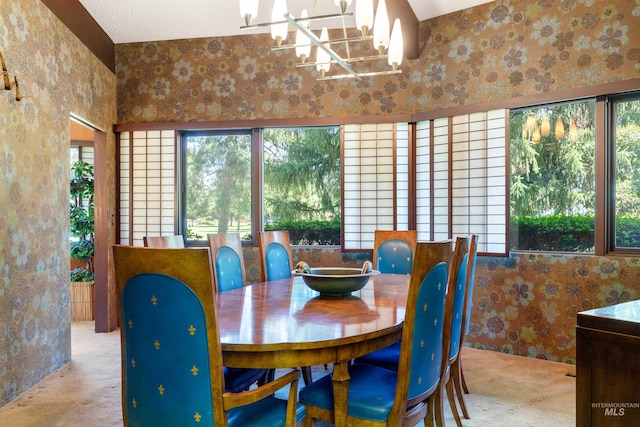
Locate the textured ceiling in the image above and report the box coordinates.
[79,0,495,44]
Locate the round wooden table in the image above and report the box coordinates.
[216,274,410,427]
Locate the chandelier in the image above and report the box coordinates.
[239,0,404,81]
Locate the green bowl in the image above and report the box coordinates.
[292,267,380,297]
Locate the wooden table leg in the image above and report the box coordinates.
[331,360,350,427]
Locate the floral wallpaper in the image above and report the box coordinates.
[116,0,640,123]
[113,0,640,366]
[469,254,640,363]
[0,0,116,407]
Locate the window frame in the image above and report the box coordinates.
[606,91,640,256]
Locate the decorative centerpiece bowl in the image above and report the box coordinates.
[292,262,380,297]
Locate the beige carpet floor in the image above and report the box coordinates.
[0,322,576,426]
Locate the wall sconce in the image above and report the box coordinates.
[1,50,23,101]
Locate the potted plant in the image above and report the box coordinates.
[70,160,95,321]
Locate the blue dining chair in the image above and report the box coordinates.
[258,230,294,282]
[442,239,471,427]
[207,232,271,391]
[355,238,456,371]
[299,241,453,427]
[452,234,479,418]
[257,230,315,385]
[113,245,305,427]
[208,232,247,292]
[354,237,470,427]
[372,230,417,275]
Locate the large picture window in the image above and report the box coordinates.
[183,130,252,241]
[262,127,341,245]
[180,126,341,245]
[510,100,596,252]
[611,94,640,250]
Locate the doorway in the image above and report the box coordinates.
[70,115,109,332]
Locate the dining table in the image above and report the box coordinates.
[215,273,411,427]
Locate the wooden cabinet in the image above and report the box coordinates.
[577,300,640,426]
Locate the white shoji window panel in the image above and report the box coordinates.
[415,120,431,241]
[119,130,176,246]
[343,123,407,250]
[450,109,507,254]
[432,118,450,242]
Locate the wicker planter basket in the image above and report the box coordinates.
[71,282,94,321]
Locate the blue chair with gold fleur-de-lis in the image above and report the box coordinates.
[373,230,417,275]
[208,232,248,293]
[208,232,272,391]
[257,230,314,386]
[258,230,295,282]
[299,241,453,427]
[447,234,478,425]
[113,245,305,427]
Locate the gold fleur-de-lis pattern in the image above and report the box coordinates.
[121,274,214,425]
[447,254,469,361]
[377,240,414,275]
[215,245,245,291]
[407,263,449,399]
[265,243,291,280]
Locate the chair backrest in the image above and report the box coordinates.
[443,237,470,364]
[113,245,227,426]
[462,234,478,337]
[373,230,417,275]
[142,235,185,248]
[392,240,453,415]
[208,232,247,292]
[258,230,294,282]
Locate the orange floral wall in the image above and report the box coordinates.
[0,0,117,407]
[116,0,640,123]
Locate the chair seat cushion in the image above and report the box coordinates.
[355,342,400,371]
[228,395,306,427]
[299,363,397,422]
[224,367,267,393]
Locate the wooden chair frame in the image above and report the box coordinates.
[113,245,303,427]
[301,241,454,427]
[142,234,185,248]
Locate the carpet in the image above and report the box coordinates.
[0,322,575,426]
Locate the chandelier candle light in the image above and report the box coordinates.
[240,0,404,80]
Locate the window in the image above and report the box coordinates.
[179,126,341,245]
[611,94,640,250]
[510,99,596,252]
[183,130,252,241]
[262,127,341,245]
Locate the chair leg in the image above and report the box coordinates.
[301,366,313,385]
[303,414,316,427]
[460,358,469,394]
[446,378,463,427]
[424,395,436,427]
[451,359,470,419]
[434,387,445,427]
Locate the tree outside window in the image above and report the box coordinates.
[510,100,596,252]
[612,96,640,249]
[263,127,341,245]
